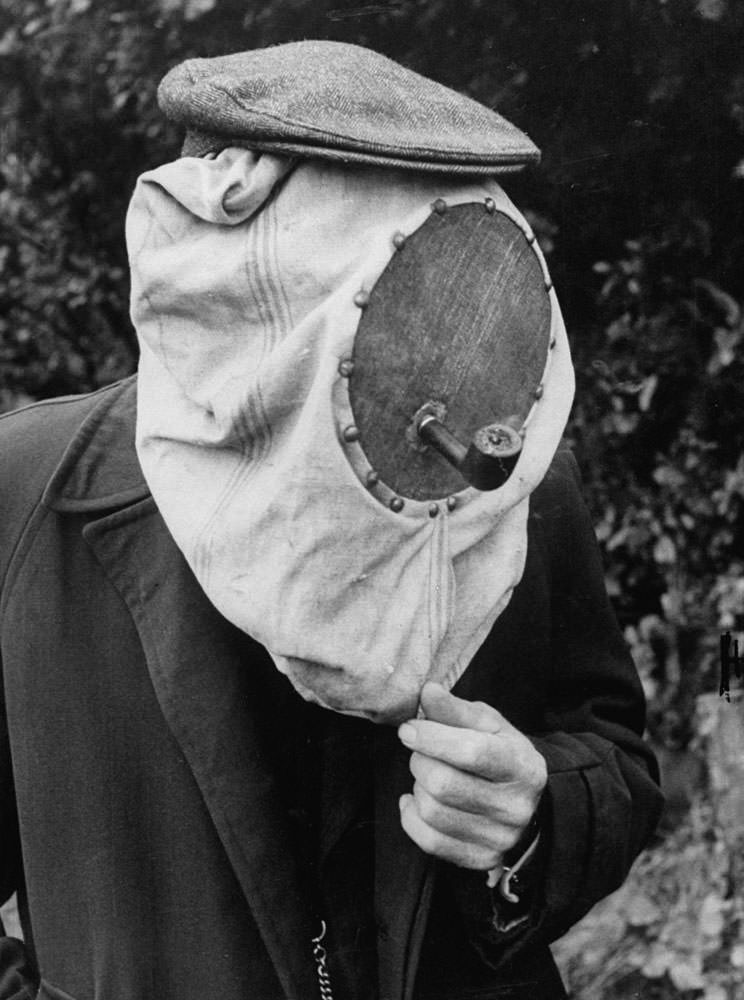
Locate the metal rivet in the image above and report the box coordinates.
[343,425,360,442]
[484,197,496,214]
[353,290,369,309]
[390,497,405,513]
[338,358,354,377]
[428,503,440,518]
[446,496,457,511]
[549,336,556,350]
[392,231,406,250]
[432,198,447,215]
[366,470,379,488]
[534,385,544,400]
[544,280,553,293]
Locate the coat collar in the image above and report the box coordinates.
[42,376,432,1000]
[42,377,149,513]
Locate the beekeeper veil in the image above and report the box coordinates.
[126,42,575,723]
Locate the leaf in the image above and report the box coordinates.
[704,985,729,1000]
[696,0,727,21]
[653,535,677,565]
[708,326,743,375]
[625,892,661,927]
[638,374,658,412]
[694,278,741,327]
[653,464,686,490]
[156,0,217,18]
[183,0,217,19]
[641,945,671,979]
[0,28,19,56]
[731,943,744,968]
[669,956,705,991]
[699,892,726,943]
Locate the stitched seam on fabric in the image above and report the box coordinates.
[241,208,278,452]
[427,517,451,664]
[271,208,294,330]
[438,578,517,694]
[262,198,293,337]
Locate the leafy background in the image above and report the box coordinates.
[1,0,743,995]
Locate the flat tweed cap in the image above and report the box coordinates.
[158,40,540,175]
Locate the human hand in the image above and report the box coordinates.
[397,682,547,871]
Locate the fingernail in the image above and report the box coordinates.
[398,723,416,747]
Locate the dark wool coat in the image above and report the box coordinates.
[0,379,663,1000]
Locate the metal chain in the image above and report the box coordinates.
[311,919,335,1000]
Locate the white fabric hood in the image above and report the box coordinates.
[127,149,574,722]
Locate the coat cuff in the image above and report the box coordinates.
[440,731,662,969]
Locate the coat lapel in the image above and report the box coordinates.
[374,728,435,1000]
[44,380,319,1000]
[42,377,438,1000]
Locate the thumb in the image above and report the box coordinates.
[418,682,506,734]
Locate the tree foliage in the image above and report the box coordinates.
[554,799,744,999]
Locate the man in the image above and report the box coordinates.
[0,41,662,1000]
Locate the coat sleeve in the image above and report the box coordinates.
[0,680,37,1000]
[440,448,664,966]
[0,398,89,999]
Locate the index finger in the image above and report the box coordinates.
[419,682,507,733]
[398,718,518,782]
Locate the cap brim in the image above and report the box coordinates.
[181,130,537,175]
